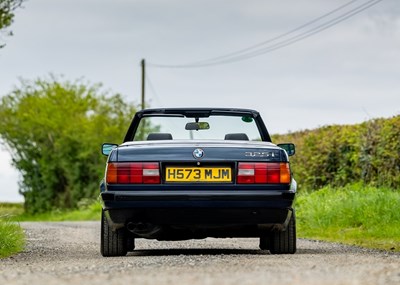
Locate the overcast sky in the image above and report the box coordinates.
[0,0,399,201]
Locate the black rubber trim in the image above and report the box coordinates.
[101,190,295,202]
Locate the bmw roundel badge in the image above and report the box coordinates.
[193,148,204,159]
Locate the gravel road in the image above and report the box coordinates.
[0,222,399,285]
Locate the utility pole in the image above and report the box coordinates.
[141,59,145,110]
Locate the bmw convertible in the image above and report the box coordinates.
[100,108,297,256]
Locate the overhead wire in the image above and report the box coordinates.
[148,0,383,68]
[186,0,383,67]
[153,0,359,67]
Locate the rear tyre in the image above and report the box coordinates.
[100,210,128,257]
[259,236,270,250]
[269,210,296,254]
[127,234,135,252]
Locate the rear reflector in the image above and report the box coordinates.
[237,162,291,184]
[106,162,160,184]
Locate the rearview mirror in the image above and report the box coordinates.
[185,122,210,131]
[102,143,118,156]
[277,143,295,156]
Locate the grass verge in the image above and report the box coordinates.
[0,209,25,258]
[296,183,400,251]
[13,200,102,222]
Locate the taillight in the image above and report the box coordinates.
[237,162,291,184]
[106,162,160,184]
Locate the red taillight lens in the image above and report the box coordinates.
[267,163,280,184]
[106,162,160,184]
[255,163,268,183]
[130,163,142,183]
[237,162,291,184]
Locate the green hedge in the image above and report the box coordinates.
[273,115,400,190]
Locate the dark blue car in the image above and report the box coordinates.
[100,108,297,256]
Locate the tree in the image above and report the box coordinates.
[0,76,139,213]
[0,0,24,48]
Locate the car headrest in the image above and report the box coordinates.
[147,133,173,140]
[224,133,249,141]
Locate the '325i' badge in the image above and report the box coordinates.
[193,148,204,159]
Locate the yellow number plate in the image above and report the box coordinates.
[165,167,232,182]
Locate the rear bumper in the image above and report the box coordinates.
[101,190,295,230]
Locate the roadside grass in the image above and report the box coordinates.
[13,200,102,222]
[0,199,101,222]
[0,218,25,258]
[0,203,25,258]
[296,183,400,251]
[0,202,24,217]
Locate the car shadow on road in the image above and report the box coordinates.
[129,248,263,256]
[128,248,320,256]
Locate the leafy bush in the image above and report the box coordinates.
[0,76,138,213]
[273,116,400,190]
